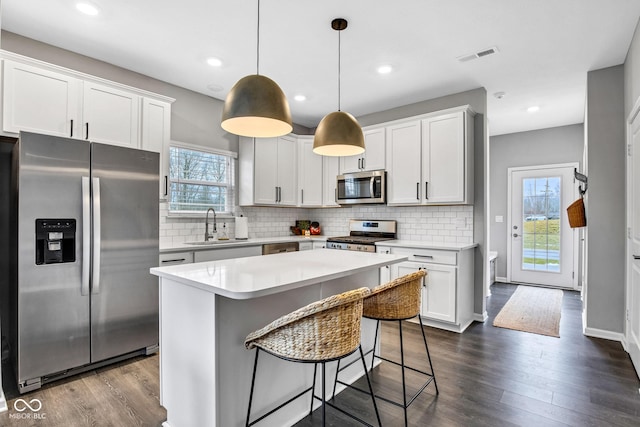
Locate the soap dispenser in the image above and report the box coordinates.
[219,222,229,240]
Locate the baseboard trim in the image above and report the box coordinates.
[583,327,624,343]
[496,276,508,283]
[474,312,488,323]
[0,389,7,413]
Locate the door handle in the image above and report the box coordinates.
[361,157,365,170]
[513,233,519,238]
[70,119,74,138]
[81,177,90,296]
[425,181,429,200]
[92,177,101,294]
[416,182,420,200]
[301,189,304,204]
[85,122,89,140]
[634,255,640,260]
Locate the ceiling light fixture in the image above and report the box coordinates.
[377,65,393,74]
[207,57,222,67]
[76,2,99,16]
[221,0,292,138]
[313,18,365,157]
[527,106,540,113]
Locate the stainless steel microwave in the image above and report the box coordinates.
[336,170,386,204]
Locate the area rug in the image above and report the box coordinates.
[493,285,563,337]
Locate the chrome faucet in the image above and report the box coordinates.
[205,207,217,241]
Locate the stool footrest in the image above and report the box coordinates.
[248,385,313,427]
[313,393,377,427]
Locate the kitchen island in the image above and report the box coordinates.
[150,249,407,427]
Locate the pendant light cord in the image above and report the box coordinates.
[256,0,260,75]
[337,28,341,112]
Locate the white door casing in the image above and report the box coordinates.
[626,99,640,377]
[507,163,579,288]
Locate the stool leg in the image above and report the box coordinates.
[331,359,340,399]
[418,316,439,394]
[246,349,260,427]
[398,320,408,427]
[359,345,382,427]
[370,320,380,371]
[310,363,318,416]
[321,361,326,426]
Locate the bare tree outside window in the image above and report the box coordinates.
[168,146,235,213]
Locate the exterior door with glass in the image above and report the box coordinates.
[508,164,578,288]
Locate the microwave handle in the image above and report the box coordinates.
[370,176,375,198]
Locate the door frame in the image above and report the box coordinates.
[625,96,640,374]
[506,162,580,289]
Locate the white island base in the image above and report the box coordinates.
[152,249,407,427]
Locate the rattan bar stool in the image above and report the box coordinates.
[244,287,382,427]
[333,270,438,427]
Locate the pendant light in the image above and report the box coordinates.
[221,0,292,138]
[313,18,365,156]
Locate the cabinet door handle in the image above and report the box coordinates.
[70,119,74,138]
[362,157,365,170]
[358,158,362,170]
[301,189,304,204]
[634,255,640,260]
[278,186,282,202]
[416,182,420,200]
[414,254,434,259]
[425,181,429,200]
[335,188,337,203]
[162,258,186,263]
[164,176,168,196]
[85,122,89,140]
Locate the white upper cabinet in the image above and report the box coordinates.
[1,53,174,154]
[322,156,340,207]
[386,107,474,206]
[141,98,172,198]
[82,81,140,148]
[339,127,386,173]
[3,60,80,137]
[243,136,297,206]
[298,136,323,207]
[386,120,422,205]
[422,111,470,204]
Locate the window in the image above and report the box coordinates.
[168,144,236,214]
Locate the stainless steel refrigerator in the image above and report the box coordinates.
[10,131,159,393]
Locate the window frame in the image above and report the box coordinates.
[167,141,237,217]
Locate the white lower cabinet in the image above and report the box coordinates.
[299,241,313,251]
[312,241,327,249]
[378,245,474,333]
[194,246,262,262]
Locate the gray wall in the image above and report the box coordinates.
[586,65,626,334]
[358,88,488,317]
[489,124,584,279]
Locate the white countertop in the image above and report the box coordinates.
[151,249,407,299]
[160,235,327,253]
[375,240,477,251]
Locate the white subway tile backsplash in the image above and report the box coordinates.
[158,202,473,247]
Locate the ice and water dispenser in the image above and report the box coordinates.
[35,219,76,265]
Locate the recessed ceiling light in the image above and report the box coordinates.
[294,94,306,102]
[206,57,222,67]
[493,91,506,99]
[527,106,540,113]
[377,65,393,74]
[76,2,99,16]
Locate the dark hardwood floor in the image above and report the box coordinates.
[294,283,640,427]
[1,283,638,426]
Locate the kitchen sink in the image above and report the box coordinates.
[185,239,246,245]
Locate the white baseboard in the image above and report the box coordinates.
[0,390,7,413]
[474,312,488,323]
[583,326,624,343]
[495,276,508,283]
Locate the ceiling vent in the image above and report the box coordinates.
[457,46,499,62]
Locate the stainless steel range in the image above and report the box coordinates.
[326,220,397,252]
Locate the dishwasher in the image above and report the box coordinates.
[262,242,299,255]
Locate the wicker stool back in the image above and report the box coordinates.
[244,286,382,427]
[363,270,425,320]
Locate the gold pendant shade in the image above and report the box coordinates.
[221,74,292,138]
[313,111,364,156]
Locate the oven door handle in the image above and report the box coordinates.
[370,177,375,199]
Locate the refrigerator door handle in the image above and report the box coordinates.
[82,177,91,296]
[92,177,101,294]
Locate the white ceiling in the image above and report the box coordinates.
[2,0,640,136]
